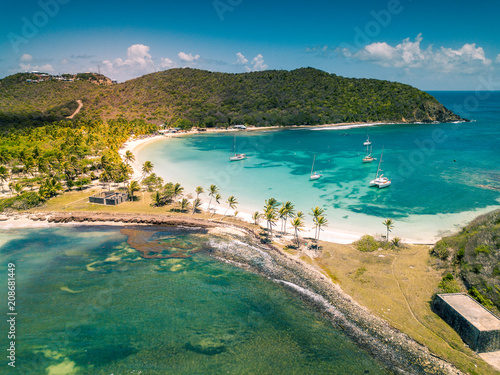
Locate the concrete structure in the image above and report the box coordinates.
[89,191,128,205]
[433,293,500,352]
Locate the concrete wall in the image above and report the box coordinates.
[433,294,500,352]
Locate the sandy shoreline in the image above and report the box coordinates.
[118,124,452,245]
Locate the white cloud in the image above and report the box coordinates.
[495,54,500,64]
[244,54,269,72]
[340,34,492,74]
[102,44,162,80]
[19,63,54,72]
[20,53,33,62]
[160,57,176,69]
[178,52,200,62]
[60,58,69,64]
[235,52,248,65]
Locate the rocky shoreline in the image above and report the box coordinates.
[2,211,464,374]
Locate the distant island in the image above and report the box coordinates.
[0,67,465,128]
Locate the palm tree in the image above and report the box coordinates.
[191,198,202,214]
[11,182,23,196]
[278,201,295,234]
[252,211,261,225]
[383,219,394,242]
[314,216,328,243]
[180,198,190,213]
[0,166,9,193]
[151,191,165,207]
[207,184,219,212]
[38,177,63,199]
[290,217,304,246]
[124,150,135,165]
[172,183,184,202]
[195,186,204,199]
[211,193,221,218]
[141,161,154,180]
[223,195,238,218]
[263,207,278,239]
[127,180,141,201]
[118,163,133,186]
[309,206,325,240]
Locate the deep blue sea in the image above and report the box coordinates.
[138,91,500,242]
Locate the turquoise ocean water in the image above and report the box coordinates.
[0,226,388,374]
[137,91,500,242]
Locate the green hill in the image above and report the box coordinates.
[431,209,500,314]
[0,68,465,128]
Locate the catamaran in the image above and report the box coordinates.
[369,147,391,188]
[310,154,322,180]
[229,135,247,161]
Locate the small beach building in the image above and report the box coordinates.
[433,293,500,352]
[233,125,247,130]
[89,191,128,205]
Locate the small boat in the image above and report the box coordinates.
[370,147,391,188]
[229,135,247,161]
[363,135,371,146]
[310,154,322,180]
[363,145,375,163]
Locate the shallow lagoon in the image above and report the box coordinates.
[0,226,388,374]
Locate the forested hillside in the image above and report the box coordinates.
[0,68,465,128]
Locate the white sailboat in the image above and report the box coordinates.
[363,144,375,163]
[363,135,371,146]
[229,134,247,161]
[310,154,322,180]
[369,147,391,188]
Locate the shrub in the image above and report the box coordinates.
[431,240,451,260]
[469,287,494,309]
[354,235,379,252]
[474,244,491,255]
[438,274,462,293]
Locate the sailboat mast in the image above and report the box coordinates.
[311,154,316,175]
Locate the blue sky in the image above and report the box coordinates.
[1,0,500,90]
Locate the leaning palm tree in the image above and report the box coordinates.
[207,184,219,212]
[290,217,305,246]
[195,186,204,199]
[278,201,295,234]
[191,198,202,215]
[172,183,184,202]
[119,163,133,186]
[382,219,394,242]
[252,211,261,225]
[127,180,141,201]
[141,161,154,180]
[222,195,238,219]
[210,193,222,218]
[314,215,328,243]
[263,207,278,239]
[124,150,135,165]
[309,206,325,240]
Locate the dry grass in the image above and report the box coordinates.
[314,241,499,375]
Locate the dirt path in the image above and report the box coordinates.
[67,99,83,119]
